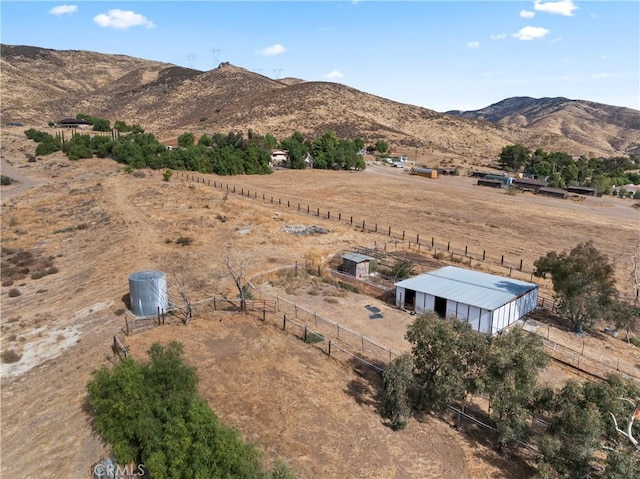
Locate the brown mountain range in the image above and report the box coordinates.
[2,44,639,161]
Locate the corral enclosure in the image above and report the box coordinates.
[1,130,639,479]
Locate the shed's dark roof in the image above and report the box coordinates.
[538,187,568,196]
[341,252,375,263]
[566,186,596,192]
[57,118,92,125]
[512,177,547,187]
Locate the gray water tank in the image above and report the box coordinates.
[129,270,168,317]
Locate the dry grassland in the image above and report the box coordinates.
[1,128,638,478]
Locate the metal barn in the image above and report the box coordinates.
[394,266,539,334]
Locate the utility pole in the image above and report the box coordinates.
[211,48,221,66]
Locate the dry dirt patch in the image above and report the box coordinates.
[126,313,531,479]
[1,128,637,478]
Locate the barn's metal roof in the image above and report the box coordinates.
[341,252,375,263]
[395,266,538,311]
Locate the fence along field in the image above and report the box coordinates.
[112,260,639,474]
[120,260,639,383]
[177,172,626,291]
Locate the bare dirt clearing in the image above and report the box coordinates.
[1,129,638,478]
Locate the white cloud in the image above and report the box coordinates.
[592,73,616,79]
[93,9,155,29]
[490,33,507,40]
[512,26,550,41]
[257,44,286,56]
[48,5,77,16]
[534,0,578,17]
[324,70,344,80]
[467,41,480,49]
[520,10,535,18]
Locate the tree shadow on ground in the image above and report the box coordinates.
[343,357,386,419]
[419,403,535,478]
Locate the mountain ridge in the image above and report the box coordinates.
[2,44,639,160]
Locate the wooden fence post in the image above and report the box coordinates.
[304,325,308,342]
[328,339,332,357]
[283,314,287,330]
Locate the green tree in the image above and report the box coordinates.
[382,353,414,430]
[485,327,550,450]
[538,380,605,479]
[281,132,309,169]
[499,144,531,171]
[87,341,294,479]
[406,312,488,413]
[390,259,414,280]
[375,140,388,155]
[178,132,195,148]
[606,299,639,342]
[534,241,617,332]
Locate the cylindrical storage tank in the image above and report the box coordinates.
[129,270,168,317]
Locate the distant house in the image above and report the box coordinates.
[56,118,92,129]
[270,149,289,167]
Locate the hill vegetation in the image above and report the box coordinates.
[3,44,639,161]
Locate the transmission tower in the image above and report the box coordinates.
[186,54,196,69]
[273,69,283,79]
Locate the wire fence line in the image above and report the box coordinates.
[259,290,402,366]
[178,172,543,279]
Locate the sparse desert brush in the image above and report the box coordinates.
[1,349,22,364]
[30,270,46,280]
[175,236,193,246]
[324,297,339,304]
[8,288,21,297]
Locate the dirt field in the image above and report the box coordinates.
[1,128,638,478]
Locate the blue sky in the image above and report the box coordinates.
[2,1,638,112]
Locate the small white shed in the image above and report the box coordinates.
[395,266,538,334]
